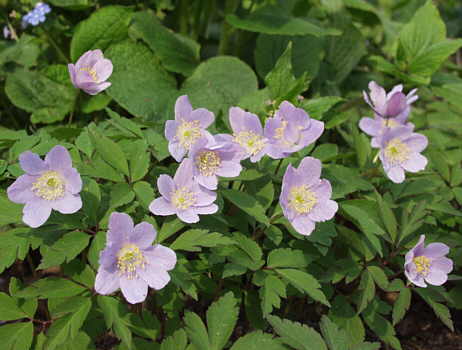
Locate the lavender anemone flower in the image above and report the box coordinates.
[68,49,113,95]
[165,95,215,162]
[7,145,82,228]
[219,107,269,162]
[378,126,428,184]
[404,235,453,288]
[280,157,338,236]
[188,137,243,190]
[265,101,324,159]
[149,158,218,223]
[95,212,177,304]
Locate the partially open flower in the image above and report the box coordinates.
[95,212,177,304]
[68,49,113,95]
[405,235,453,288]
[7,145,82,228]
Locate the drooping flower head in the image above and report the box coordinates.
[149,159,218,223]
[265,101,324,159]
[165,95,215,162]
[95,212,177,304]
[22,2,51,27]
[404,235,453,288]
[221,107,268,162]
[7,145,82,228]
[68,49,113,95]
[378,126,428,183]
[280,157,338,236]
[188,136,242,190]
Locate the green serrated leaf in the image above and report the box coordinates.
[260,274,286,315]
[230,331,287,350]
[184,312,210,350]
[207,292,239,350]
[0,322,33,350]
[170,229,234,252]
[222,189,270,226]
[267,248,308,269]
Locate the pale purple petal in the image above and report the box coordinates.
[99,245,120,269]
[62,168,82,194]
[173,159,194,187]
[76,49,103,69]
[195,186,217,206]
[197,175,218,190]
[423,243,450,259]
[359,117,381,136]
[138,267,171,290]
[367,81,387,115]
[157,175,174,199]
[45,145,72,171]
[401,153,427,173]
[299,119,324,147]
[168,140,187,162]
[431,257,453,274]
[144,245,177,271]
[175,95,193,121]
[130,222,156,249]
[68,64,77,87]
[149,197,176,216]
[108,212,134,244]
[216,161,242,178]
[23,200,52,228]
[425,270,448,286]
[177,209,199,223]
[119,276,148,304]
[19,151,47,175]
[405,268,427,288]
[296,157,321,185]
[165,120,178,141]
[387,84,403,97]
[7,175,37,204]
[311,179,332,201]
[405,134,428,153]
[51,193,82,214]
[92,58,113,81]
[194,204,218,215]
[308,199,338,222]
[188,108,214,128]
[291,216,315,236]
[229,107,262,135]
[385,166,405,183]
[386,92,407,117]
[95,266,119,295]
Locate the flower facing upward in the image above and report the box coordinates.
[280,157,338,236]
[165,95,215,162]
[404,235,453,288]
[265,101,324,159]
[378,126,428,183]
[149,159,218,223]
[188,137,242,190]
[68,49,113,95]
[95,212,177,304]
[7,145,82,228]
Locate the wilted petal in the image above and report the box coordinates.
[119,276,148,304]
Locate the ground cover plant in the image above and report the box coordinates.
[0,0,462,349]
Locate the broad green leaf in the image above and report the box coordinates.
[232,232,263,263]
[181,56,258,117]
[16,277,86,299]
[158,218,185,243]
[275,269,329,306]
[49,0,91,9]
[357,270,375,313]
[184,312,210,350]
[260,274,286,315]
[130,11,200,76]
[230,331,287,350]
[170,229,234,252]
[106,108,143,138]
[267,248,308,269]
[0,227,30,273]
[0,322,33,350]
[319,316,349,350]
[0,292,28,321]
[300,97,344,120]
[374,191,398,243]
[362,301,402,350]
[160,329,188,350]
[130,148,151,182]
[222,189,270,226]
[133,181,155,208]
[70,6,133,61]
[267,315,327,350]
[207,292,239,350]
[392,287,411,326]
[328,296,366,347]
[97,296,133,348]
[105,40,178,121]
[109,183,135,209]
[81,93,112,114]
[367,266,389,291]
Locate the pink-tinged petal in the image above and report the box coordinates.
[175,95,193,121]
[19,151,47,175]
[423,243,450,259]
[51,193,82,214]
[165,120,178,141]
[23,200,52,228]
[431,257,453,274]
[216,161,242,178]
[138,267,171,290]
[95,266,119,295]
[311,179,332,201]
[412,235,426,257]
[197,175,218,190]
[194,204,218,215]
[367,81,387,115]
[308,199,338,222]
[405,134,428,153]
[108,212,134,244]
[173,159,194,187]
[45,145,72,171]
[188,108,214,128]
[92,58,113,82]
[406,89,418,104]
[387,84,403,98]
[144,245,177,271]
[157,175,174,199]
[62,168,82,194]
[168,140,187,162]
[68,64,77,87]
[76,49,103,69]
[196,186,216,206]
[296,157,321,184]
[300,119,324,147]
[401,153,427,173]
[95,82,111,94]
[7,175,37,204]
[385,166,405,183]
[119,276,148,304]
[177,209,199,223]
[386,92,407,117]
[291,216,315,236]
[359,117,381,136]
[130,222,156,248]
[425,270,448,286]
[149,197,176,216]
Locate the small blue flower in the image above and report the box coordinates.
[22,2,51,27]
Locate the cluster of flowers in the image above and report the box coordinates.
[22,2,51,27]
[359,82,428,183]
[5,49,452,304]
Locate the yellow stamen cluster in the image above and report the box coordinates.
[234,131,266,156]
[384,138,410,165]
[196,150,221,176]
[79,67,99,82]
[171,187,196,210]
[117,244,145,279]
[31,171,65,201]
[381,118,399,128]
[413,256,431,276]
[274,120,288,141]
[288,185,317,214]
[176,120,202,149]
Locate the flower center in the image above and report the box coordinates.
[274,120,288,141]
[381,119,400,128]
[288,185,317,214]
[171,186,196,210]
[413,255,431,276]
[176,120,202,149]
[79,67,99,82]
[384,138,410,165]
[196,150,221,176]
[117,244,145,279]
[234,131,266,156]
[31,171,65,201]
